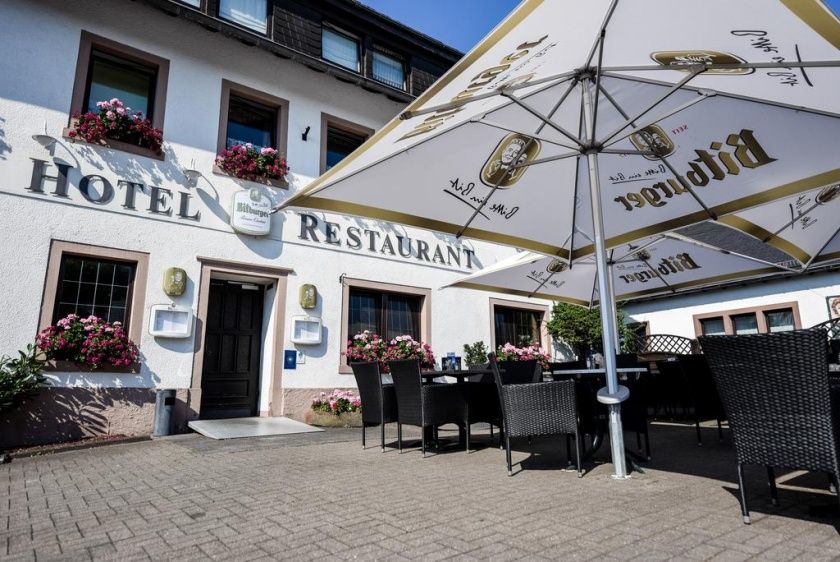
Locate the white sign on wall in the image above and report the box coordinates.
[231,188,271,235]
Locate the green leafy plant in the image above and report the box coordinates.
[0,344,48,414]
[546,303,633,358]
[463,341,489,366]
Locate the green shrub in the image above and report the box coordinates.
[546,303,633,358]
[463,341,489,366]
[0,344,48,413]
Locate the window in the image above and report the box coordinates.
[219,0,268,34]
[217,80,288,158]
[71,32,169,134]
[339,279,431,373]
[226,95,277,150]
[84,50,157,117]
[699,317,726,336]
[322,28,360,71]
[178,0,201,7]
[495,306,542,347]
[765,309,795,333]
[40,241,149,348]
[53,256,135,326]
[693,303,801,337]
[320,114,373,173]
[489,299,548,351]
[348,289,421,340]
[372,51,405,90]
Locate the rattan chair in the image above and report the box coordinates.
[699,330,840,524]
[488,353,582,477]
[350,361,398,451]
[388,358,469,456]
[676,354,725,446]
[616,354,652,460]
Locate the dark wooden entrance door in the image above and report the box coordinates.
[200,280,264,419]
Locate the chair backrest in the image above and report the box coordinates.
[487,353,509,420]
[615,353,640,368]
[498,359,540,384]
[387,359,423,424]
[699,330,839,472]
[676,353,724,419]
[350,361,383,423]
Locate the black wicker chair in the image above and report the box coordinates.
[488,353,582,477]
[350,361,398,451]
[388,358,469,456]
[699,330,840,524]
[676,354,725,446]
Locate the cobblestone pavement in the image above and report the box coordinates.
[2,422,839,561]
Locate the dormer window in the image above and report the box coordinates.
[219,0,268,34]
[372,50,405,90]
[322,27,360,71]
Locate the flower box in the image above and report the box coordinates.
[63,127,165,161]
[212,164,288,189]
[37,314,140,371]
[304,410,362,428]
[214,144,289,188]
[65,98,164,161]
[45,360,139,374]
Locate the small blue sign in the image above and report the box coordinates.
[284,349,297,369]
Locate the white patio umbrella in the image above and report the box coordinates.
[711,183,840,269]
[277,0,840,477]
[445,234,791,306]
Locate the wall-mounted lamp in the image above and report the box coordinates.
[301,125,311,141]
[182,159,201,187]
[32,121,57,150]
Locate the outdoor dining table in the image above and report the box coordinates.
[546,367,650,472]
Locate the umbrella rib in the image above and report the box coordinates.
[601,92,713,149]
[760,197,835,244]
[500,91,585,147]
[584,0,620,68]
[590,28,607,144]
[600,60,840,73]
[510,151,581,169]
[600,70,840,121]
[597,83,717,220]
[535,77,580,135]
[803,222,840,270]
[455,137,537,238]
[474,118,579,150]
[598,67,703,146]
[612,236,665,264]
[399,72,576,120]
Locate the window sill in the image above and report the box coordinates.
[45,360,140,374]
[62,128,165,161]
[212,164,289,189]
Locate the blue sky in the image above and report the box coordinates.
[361,0,840,53]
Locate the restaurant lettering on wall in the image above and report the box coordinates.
[298,213,476,269]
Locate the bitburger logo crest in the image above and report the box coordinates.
[480,133,542,188]
[816,184,840,205]
[546,259,567,274]
[651,51,753,75]
[629,125,675,161]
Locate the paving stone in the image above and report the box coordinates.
[2,424,840,560]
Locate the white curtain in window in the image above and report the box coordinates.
[323,29,359,71]
[219,0,267,33]
[372,51,404,89]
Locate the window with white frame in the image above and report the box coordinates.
[322,28,360,71]
[219,0,268,34]
[372,50,405,90]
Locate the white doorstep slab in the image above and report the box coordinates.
[188,416,323,439]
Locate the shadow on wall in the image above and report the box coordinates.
[0,117,10,160]
[0,387,155,449]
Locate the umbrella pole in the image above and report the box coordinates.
[582,77,628,479]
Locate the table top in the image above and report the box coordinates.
[421,369,493,378]
[546,367,648,375]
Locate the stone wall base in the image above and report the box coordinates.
[0,387,193,449]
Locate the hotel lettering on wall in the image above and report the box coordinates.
[27,159,201,220]
[298,213,476,270]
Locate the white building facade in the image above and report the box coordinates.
[0,0,556,447]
